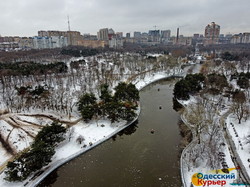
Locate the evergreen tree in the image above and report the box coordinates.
[34,122,66,146]
[100,84,112,103]
[173,79,191,100]
[4,122,66,182]
[114,82,139,102]
[114,82,128,101]
[78,93,97,121]
[106,101,121,123]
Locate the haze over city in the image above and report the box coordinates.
[1,0,250,37]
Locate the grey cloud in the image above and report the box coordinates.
[1,0,250,36]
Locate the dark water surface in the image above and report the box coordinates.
[39,79,182,187]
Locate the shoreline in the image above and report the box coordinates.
[179,104,196,187]
[29,112,140,187]
[12,71,184,187]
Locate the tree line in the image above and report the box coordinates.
[174,73,249,124]
[78,82,139,123]
[61,47,100,57]
[0,61,67,76]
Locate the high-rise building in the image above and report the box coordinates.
[97,28,109,41]
[133,32,142,43]
[230,33,250,44]
[161,30,171,43]
[108,29,115,34]
[161,30,171,39]
[37,30,81,46]
[126,33,130,38]
[116,32,123,38]
[33,36,52,49]
[66,31,82,45]
[134,32,141,39]
[193,34,200,39]
[109,36,123,49]
[148,30,160,42]
[17,37,34,49]
[204,22,220,45]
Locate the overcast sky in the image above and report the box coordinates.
[1,0,250,37]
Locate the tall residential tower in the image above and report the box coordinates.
[204,22,220,45]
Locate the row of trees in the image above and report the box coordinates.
[61,47,100,57]
[78,82,139,123]
[173,73,233,100]
[0,61,67,76]
[4,122,66,182]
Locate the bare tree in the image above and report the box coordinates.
[231,91,247,124]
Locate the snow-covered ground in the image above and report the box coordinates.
[180,98,238,187]
[0,64,184,187]
[227,115,250,178]
[0,118,136,187]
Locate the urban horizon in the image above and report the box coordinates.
[1,23,249,38]
[1,21,250,50]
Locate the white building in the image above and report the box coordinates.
[33,36,68,49]
[97,28,109,41]
[51,36,68,48]
[109,37,123,49]
[33,36,52,49]
[230,33,250,44]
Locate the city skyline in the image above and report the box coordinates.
[1,0,250,37]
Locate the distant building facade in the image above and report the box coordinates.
[172,35,192,46]
[33,34,68,49]
[97,28,109,41]
[0,36,34,50]
[204,22,220,45]
[38,30,81,46]
[148,30,160,42]
[33,36,52,49]
[161,30,171,43]
[109,36,123,49]
[16,37,34,49]
[83,34,98,40]
[231,33,250,44]
[77,40,107,48]
[116,32,123,38]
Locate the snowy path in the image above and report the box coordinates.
[220,110,250,184]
